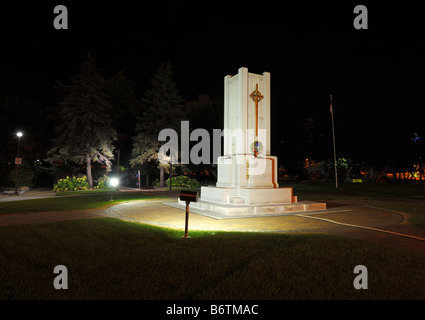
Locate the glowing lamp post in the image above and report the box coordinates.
[109,177,119,201]
[14,132,23,195]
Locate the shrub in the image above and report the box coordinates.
[153,175,200,189]
[53,175,89,192]
[304,159,333,181]
[95,175,109,189]
[4,162,36,188]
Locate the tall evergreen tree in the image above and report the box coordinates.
[46,53,117,188]
[130,61,185,187]
[105,70,142,136]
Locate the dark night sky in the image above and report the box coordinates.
[1,2,422,100]
[0,1,424,163]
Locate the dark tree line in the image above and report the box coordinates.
[44,54,188,189]
[2,52,425,188]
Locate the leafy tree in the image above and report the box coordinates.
[130,61,186,187]
[46,53,117,188]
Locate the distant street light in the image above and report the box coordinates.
[109,177,119,201]
[14,132,23,195]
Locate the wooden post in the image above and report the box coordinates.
[179,191,198,239]
[182,201,190,239]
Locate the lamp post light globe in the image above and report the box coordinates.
[109,178,119,201]
[110,178,119,187]
[14,132,23,195]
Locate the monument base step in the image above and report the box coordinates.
[170,199,327,219]
[199,186,296,206]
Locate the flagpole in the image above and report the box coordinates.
[330,94,338,188]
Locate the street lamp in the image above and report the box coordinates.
[109,177,119,201]
[14,132,23,195]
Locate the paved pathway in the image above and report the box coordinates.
[105,197,425,255]
[2,188,425,255]
[0,188,57,202]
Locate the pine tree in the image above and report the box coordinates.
[105,70,142,136]
[130,61,186,187]
[47,52,117,188]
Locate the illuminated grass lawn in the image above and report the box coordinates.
[289,181,425,201]
[1,218,425,300]
[0,192,166,215]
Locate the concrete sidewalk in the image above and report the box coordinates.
[0,188,57,202]
[1,188,425,255]
[106,198,425,255]
[105,199,401,233]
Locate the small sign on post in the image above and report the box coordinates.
[179,190,198,239]
[15,158,22,165]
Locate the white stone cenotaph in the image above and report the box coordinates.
[178,67,326,217]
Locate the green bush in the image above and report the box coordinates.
[153,175,200,189]
[4,162,36,188]
[53,175,89,192]
[95,175,109,189]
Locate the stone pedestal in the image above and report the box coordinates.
[200,185,295,205]
[177,186,325,218]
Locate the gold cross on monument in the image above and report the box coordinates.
[249,83,264,137]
